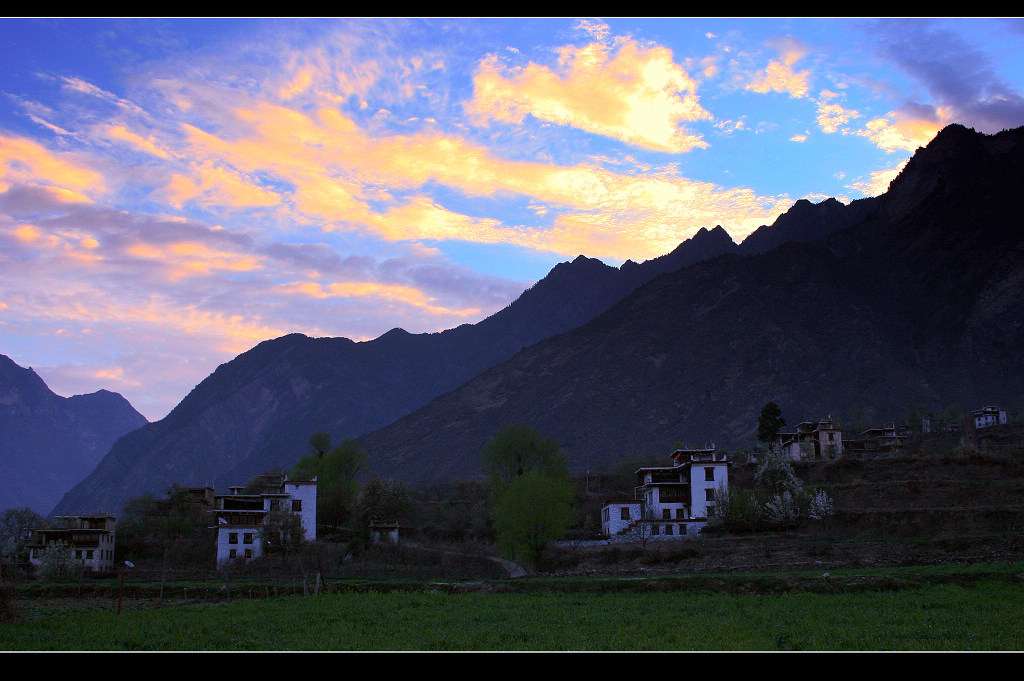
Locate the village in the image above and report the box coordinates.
[16,404,1016,577]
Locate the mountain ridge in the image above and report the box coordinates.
[48,123,1011,516]
[0,355,148,514]
[352,124,1024,482]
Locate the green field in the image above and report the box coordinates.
[3,572,1023,651]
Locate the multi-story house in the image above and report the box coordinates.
[601,446,729,541]
[27,515,117,574]
[211,474,317,566]
[972,406,1008,429]
[776,417,843,460]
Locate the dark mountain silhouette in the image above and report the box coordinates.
[354,124,1024,482]
[51,218,754,515]
[0,355,148,514]
[53,123,1021,515]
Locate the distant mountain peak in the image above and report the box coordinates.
[0,354,147,514]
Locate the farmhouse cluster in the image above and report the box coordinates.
[20,403,1015,570]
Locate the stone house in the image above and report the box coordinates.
[27,514,117,574]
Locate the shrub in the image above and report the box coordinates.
[34,540,76,583]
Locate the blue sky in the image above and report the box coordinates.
[2,17,1023,420]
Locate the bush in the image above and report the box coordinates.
[34,540,76,583]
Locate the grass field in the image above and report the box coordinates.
[3,569,1023,651]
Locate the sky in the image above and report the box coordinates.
[2,17,1024,422]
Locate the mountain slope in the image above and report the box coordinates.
[0,355,148,514]
[356,124,1024,482]
[52,220,750,515]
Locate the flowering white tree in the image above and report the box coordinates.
[762,492,800,527]
[35,539,75,582]
[808,489,835,522]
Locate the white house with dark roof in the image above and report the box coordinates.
[211,473,316,566]
[972,406,1008,429]
[601,446,729,541]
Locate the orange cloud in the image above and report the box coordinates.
[859,115,942,153]
[746,39,811,98]
[466,38,711,153]
[107,125,172,159]
[278,280,482,318]
[817,101,860,134]
[126,240,265,280]
[165,97,786,262]
[0,133,104,197]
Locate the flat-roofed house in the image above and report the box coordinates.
[601,445,729,541]
[211,474,316,566]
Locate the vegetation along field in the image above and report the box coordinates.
[3,564,1024,651]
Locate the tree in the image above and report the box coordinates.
[118,485,215,565]
[259,507,306,559]
[481,424,570,486]
[754,448,804,500]
[35,539,75,582]
[757,402,786,444]
[0,507,45,563]
[357,478,413,526]
[492,471,576,566]
[292,436,368,531]
[308,431,332,458]
[808,489,835,524]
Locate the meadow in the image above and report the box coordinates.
[2,571,1022,651]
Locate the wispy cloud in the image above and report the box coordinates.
[2,18,1022,419]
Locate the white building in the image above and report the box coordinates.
[27,515,117,574]
[211,474,316,566]
[972,406,1008,429]
[601,446,729,541]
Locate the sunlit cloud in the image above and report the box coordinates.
[816,98,860,134]
[745,38,811,98]
[466,37,712,153]
[858,114,941,153]
[847,158,910,197]
[106,125,172,159]
[2,17,1022,422]
[0,133,105,197]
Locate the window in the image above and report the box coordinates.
[664,524,673,535]
[679,524,687,535]
[662,509,671,520]
[292,499,302,512]
[620,507,630,520]
[229,532,238,544]
[651,524,659,535]
[86,550,93,560]
[245,549,253,559]
[705,467,715,481]
[229,549,237,558]
[243,532,253,544]
[675,508,685,519]
[828,432,835,441]
[270,499,281,511]
[706,488,715,502]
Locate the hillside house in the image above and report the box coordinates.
[972,406,1008,429]
[775,418,843,460]
[601,446,729,541]
[27,515,117,574]
[847,425,905,453]
[211,474,316,566]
